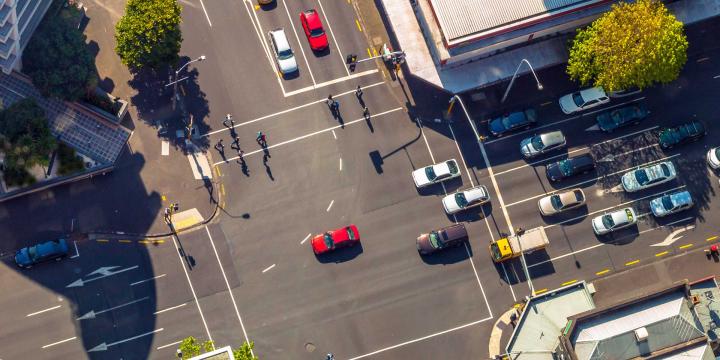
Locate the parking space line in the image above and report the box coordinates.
[625,260,640,266]
[347,316,493,360]
[170,234,213,344]
[596,269,610,276]
[697,57,710,62]
[281,0,316,86]
[131,274,167,286]
[214,107,403,165]
[154,303,187,315]
[41,336,76,349]
[714,75,720,79]
[283,68,379,97]
[205,227,253,354]
[317,0,351,76]
[70,240,79,259]
[27,305,61,317]
[339,157,343,171]
[540,101,552,106]
[507,154,681,208]
[591,126,659,147]
[156,340,183,350]
[262,264,276,273]
[198,0,212,26]
[300,233,312,244]
[326,200,334,212]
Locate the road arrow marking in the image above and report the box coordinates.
[607,184,625,193]
[88,328,163,352]
[66,265,139,288]
[585,124,600,131]
[77,297,149,320]
[598,154,615,163]
[88,266,120,277]
[651,225,695,247]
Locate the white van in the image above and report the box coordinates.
[268,28,298,75]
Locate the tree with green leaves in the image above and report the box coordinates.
[176,337,258,360]
[22,12,98,101]
[115,0,183,70]
[566,0,688,92]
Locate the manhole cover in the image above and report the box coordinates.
[305,343,316,352]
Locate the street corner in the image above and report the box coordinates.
[169,208,206,232]
[488,305,522,359]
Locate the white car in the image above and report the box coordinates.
[707,147,720,169]
[650,190,693,217]
[442,185,490,215]
[592,207,637,235]
[268,29,298,75]
[520,131,566,159]
[412,159,461,188]
[538,188,585,216]
[559,87,610,114]
[621,161,676,193]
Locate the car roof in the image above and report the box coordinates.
[270,29,291,52]
[439,223,467,240]
[580,87,606,99]
[558,189,582,204]
[464,185,488,200]
[540,131,565,144]
[568,153,594,166]
[669,190,693,205]
[610,208,631,223]
[303,9,322,27]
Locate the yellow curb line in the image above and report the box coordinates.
[707,236,718,242]
[366,47,371,57]
[533,288,548,295]
[355,19,363,32]
[625,260,640,266]
[596,269,610,276]
[119,240,132,243]
[561,279,577,286]
[679,244,693,250]
[96,239,109,243]
[655,251,669,257]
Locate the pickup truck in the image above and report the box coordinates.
[489,227,549,263]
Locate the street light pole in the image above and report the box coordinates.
[171,55,206,111]
[501,58,543,104]
[448,95,535,295]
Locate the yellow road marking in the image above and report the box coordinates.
[215,166,222,177]
[625,260,640,266]
[372,48,378,57]
[355,19,363,32]
[561,279,577,286]
[533,288,548,295]
[119,240,132,243]
[679,244,693,249]
[655,251,669,257]
[366,47,372,57]
[96,239,109,243]
[220,184,225,196]
[596,269,610,276]
[255,5,260,10]
[707,236,718,242]
[173,216,203,230]
[161,195,166,202]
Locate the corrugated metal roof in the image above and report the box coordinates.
[429,0,601,43]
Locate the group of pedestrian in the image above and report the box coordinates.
[214,113,271,177]
[327,85,371,122]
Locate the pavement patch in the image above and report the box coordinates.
[170,208,205,231]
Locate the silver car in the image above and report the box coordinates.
[520,131,566,159]
[592,207,637,235]
[621,161,676,193]
[442,185,490,215]
[538,188,585,216]
[268,29,298,75]
[559,87,610,114]
[650,190,693,217]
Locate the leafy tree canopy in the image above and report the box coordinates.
[177,337,258,360]
[567,0,688,91]
[23,13,98,101]
[115,0,183,70]
[0,98,56,168]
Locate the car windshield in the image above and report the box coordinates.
[310,28,325,37]
[572,93,585,107]
[447,161,458,174]
[346,227,355,240]
[661,196,674,211]
[531,136,544,150]
[635,169,650,185]
[660,163,670,177]
[28,245,39,261]
[501,116,513,129]
[550,195,564,210]
[278,49,293,60]
[428,231,442,249]
[611,111,623,124]
[602,214,615,229]
[559,160,573,176]
[455,193,468,208]
[424,166,437,181]
[323,233,334,249]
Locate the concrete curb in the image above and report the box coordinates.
[488,307,518,359]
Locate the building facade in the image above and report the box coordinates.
[0,0,53,74]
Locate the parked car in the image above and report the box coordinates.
[442,185,490,215]
[299,9,329,51]
[707,147,720,169]
[650,190,694,217]
[595,104,648,132]
[15,239,69,268]
[258,0,274,5]
[658,120,706,150]
[416,223,468,255]
[559,87,610,114]
[621,161,676,193]
[538,188,586,216]
[592,208,637,235]
[545,153,595,182]
[268,28,298,75]
[520,131,566,159]
[412,159,461,188]
[488,108,537,137]
[311,225,360,255]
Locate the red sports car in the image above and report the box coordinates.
[311,225,359,255]
[299,9,328,51]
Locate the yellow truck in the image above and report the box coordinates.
[489,227,549,263]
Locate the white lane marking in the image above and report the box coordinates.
[161,140,170,156]
[505,153,681,208]
[170,234,213,344]
[495,147,588,176]
[650,223,695,246]
[281,0,316,85]
[215,107,403,165]
[77,297,150,320]
[326,200,334,212]
[198,0,212,26]
[154,303,187,315]
[339,158,343,171]
[262,264,276,273]
[70,240,79,259]
[205,81,384,137]
[205,227,252,354]
[156,340,183,350]
[27,305,61,317]
[240,0,286,95]
[130,274,167,286]
[347,316,494,360]
[714,75,720,79]
[88,328,164,352]
[463,243,493,317]
[591,126,659,146]
[543,185,685,230]
[484,97,646,145]
[283,69,379,97]
[300,233,312,245]
[317,0,351,76]
[332,129,337,139]
[42,336,76,349]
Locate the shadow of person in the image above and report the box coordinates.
[264,163,274,181]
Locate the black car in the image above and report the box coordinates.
[658,120,706,150]
[595,104,648,132]
[488,108,537,137]
[546,154,595,182]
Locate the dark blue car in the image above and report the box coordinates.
[488,108,537,137]
[595,104,648,132]
[15,239,69,268]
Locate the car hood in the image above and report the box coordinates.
[520,137,537,156]
[416,234,434,253]
[596,113,615,130]
[278,56,298,73]
[310,235,328,254]
[558,95,576,114]
[649,198,666,215]
[592,216,607,233]
[442,194,461,213]
[412,168,431,187]
[488,118,506,135]
[14,248,30,266]
[538,196,556,215]
[309,33,328,50]
[621,172,638,190]
[545,163,563,180]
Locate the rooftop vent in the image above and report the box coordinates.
[634,327,649,342]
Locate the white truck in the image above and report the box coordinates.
[489,227,549,263]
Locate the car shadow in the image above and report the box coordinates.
[313,47,331,57]
[494,251,555,285]
[546,172,599,190]
[453,202,492,222]
[315,242,364,263]
[282,70,300,80]
[419,241,472,265]
[540,205,588,226]
[596,224,640,245]
[259,1,278,10]
[416,177,463,196]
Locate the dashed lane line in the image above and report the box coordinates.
[300,233,312,245]
[262,264,276,273]
[42,336,76,349]
[317,0,351,76]
[625,260,640,266]
[281,0,316,86]
[561,279,577,286]
[656,251,669,257]
[707,236,718,242]
[679,244,693,250]
[596,269,610,276]
[154,303,187,315]
[131,274,167,286]
[27,305,61,317]
[326,200,334,212]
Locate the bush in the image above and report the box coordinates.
[57,143,85,175]
[3,164,36,187]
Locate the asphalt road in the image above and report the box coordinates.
[3,3,720,360]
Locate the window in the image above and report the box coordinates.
[572,93,585,107]
[310,28,324,37]
[346,227,356,240]
[602,215,615,229]
[424,166,437,181]
[323,233,334,249]
[455,193,468,208]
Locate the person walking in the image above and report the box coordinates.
[356,85,363,98]
[256,131,267,147]
[223,114,233,128]
[215,139,225,152]
[363,106,370,120]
